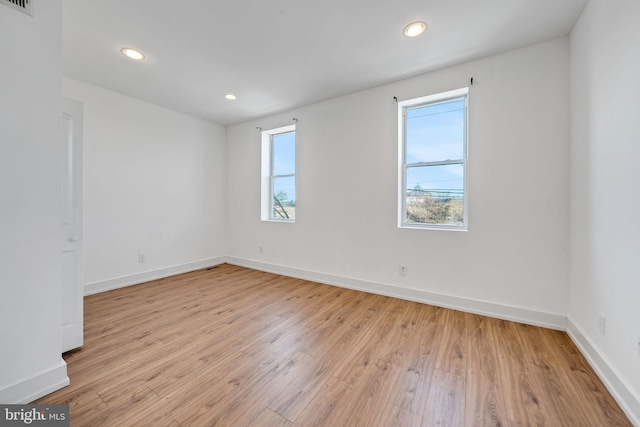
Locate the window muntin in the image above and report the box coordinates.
[399,88,468,229]
[261,125,296,222]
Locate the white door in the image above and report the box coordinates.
[62,98,84,353]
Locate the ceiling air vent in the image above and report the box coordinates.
[1,0,32,16]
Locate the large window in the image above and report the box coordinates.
[398,87,468,229]
[261,125,296,222]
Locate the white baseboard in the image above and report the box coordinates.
[0,358,69,404]
[84,256,226,296]
[224,256,567,330]
[566,319,640,426]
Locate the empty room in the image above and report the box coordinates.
[1,0,638,425]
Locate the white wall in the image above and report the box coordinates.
[0,1,69,402]
[63,79,227,293]
[569,0,640,422]
[226,38,570,325]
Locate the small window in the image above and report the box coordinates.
[261,125,296,222]
[398,87,468,230]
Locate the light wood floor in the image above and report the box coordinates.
[37,264,631,426]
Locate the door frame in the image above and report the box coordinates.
[61,98,84,353]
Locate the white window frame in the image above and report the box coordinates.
[398,87,469,230]
[261,125,296,222]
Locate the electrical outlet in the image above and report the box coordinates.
[138,253,145,263]
[598,314,606,335]
[399,265,407,276]
[258,246,263,254]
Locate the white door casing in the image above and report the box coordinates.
[62,98,84,353]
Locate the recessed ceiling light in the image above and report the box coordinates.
[225,94,237,100]
[121,48,145,60]
[403,22,427,38]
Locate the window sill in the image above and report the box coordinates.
[399,224,468,232]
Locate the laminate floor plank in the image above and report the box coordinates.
[267,321,367,421]
[517,323,593,426]
[246,408,292,427]
[491,320,549,426]
[389,315,443,416]
[33,264,631,426]
[434,308,467,377]
[464,314,509,427]
[374,299,425,367]
[339,359,403,427]
[421,368,465,427]
[372,402,423,427]
[331,298,411,388]
[185,351,314,426]
[289,376,355,427]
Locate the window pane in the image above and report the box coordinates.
[406,99,464,164]
[272,131,296,176]
[405,164,464,225]
[272,176,296,220]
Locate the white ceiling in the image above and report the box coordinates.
[63,0,587,126]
